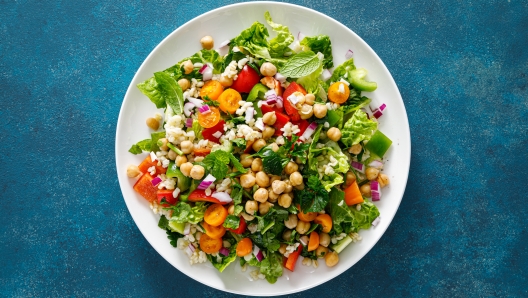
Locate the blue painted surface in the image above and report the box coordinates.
[1,0,527,297]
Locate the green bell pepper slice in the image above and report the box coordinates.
[166,162,191,191]
[246,83,269,102]
[364,130,392,158]
[349,68,377,92]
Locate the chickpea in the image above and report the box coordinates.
[126,165,141,178]
[296,220,310,234]
[219,75,233,87]
[278,193,292,208]
[240,154,254,168]
[167,149,177,160]
[279,243,288,255]
[345,171,356,187]
[377,173,390,188]
[251,158,263,172]
[268,187,279,203]
[270,175,281,184]
[254,188,269,203]
[327,127,342,141]
[271,180,286,195]
[366,167,380,181]
[241,211,255,221]
[259,201,273,215]
[240,173,256,188]
[200,35,214,50]
[300,235,309,246]
[299,104,314,120]
[262,126,275,140]
[360,183,372,197]
[282,229,292,242]
[319,233,331,247]
[182,60,193,74]
[348,143,362,155]
[316,245,329,258]
[252,139,267,152]
[289,171,303,186]
[180,140,194,154]
[178,78,190,91]
[262,112,277,125]
[173,155,185,167]
[294,182,305,190]
[284,214,298,229]
[180,162,193,177]
[158,138,169,151]
[269,143,279,152]
[324,251,339,267]
[146,117,159,130]
[227,204,235,215]
[255,171,270,187]
[295,157,303,164]
[305,93,315,105]
[284,180,293,193]
[284,162,298,175]
[190,165,205,180]
[313,104,328,118]
[245,200,258,215]
[260,62,277,77]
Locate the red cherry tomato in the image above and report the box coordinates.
[227,217,247,234]
[282,82,307,122]
[231,65,260,93]
[202,120,225,143]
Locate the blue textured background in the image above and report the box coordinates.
[1,0,527,297]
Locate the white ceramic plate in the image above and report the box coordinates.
[116,2,410,296]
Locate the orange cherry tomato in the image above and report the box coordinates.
[314,214,333,233]
[297,205,318,222]
[328,82,350,104]
[198,106,221,128]
[199,233,223,253]
[202,221,226,239]
[199,80,224,100]
[236,238,253,257]
[307,231,320,251]
[204,203,228,227]
[217,89,242,114]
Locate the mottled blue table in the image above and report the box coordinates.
[1,0,526,297]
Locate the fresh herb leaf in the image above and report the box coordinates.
[279,51,320,78]
[257,148,290,176]
[230,182,244,205]
[232,138,246,148]
[158,215,169,230]
[203,150,230,180]
[223,215,240,229]
[260,252,284,284]
[295,176,329,213]
[203,96,220,107]
[234,205,244,216]
[129,139,152,154]
[229,154,247,173]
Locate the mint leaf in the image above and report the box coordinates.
[128,144,143,154]
[203,150,235,180]
[223,215,240,230]
[129,139,152,154]
[229,154,247,173]
[279,51,320,78]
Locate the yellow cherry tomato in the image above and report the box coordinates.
[198,106,221,128]
[200,80,224,100]
[217,89,242,114]
[328,82,350,104]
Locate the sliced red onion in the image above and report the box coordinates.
[320,69,332,81]
[345,49,354,59]
[199,104,211,115]
[297,31,305,41]
[370,180,380,192]
[218,39,230,48]
[255,118,264,131]
[219,247,230,256]
[372,192,381,201]
[187,97,203,108]
[372,110,383,119]
[151,177,162,186]
[368,160,384,169]
[379,103,387,111]
[245,107,255,123]
[266,98,277,105]
[253,245,264,262]
[202,68,213,81]
[372,216,381,226]
[301,122,318,140]
[183,102,195,117]
[211,192,232,203]
[183,223,191,235]
[274,72,286,83]
[212,131,223,139]
[197,174,216,190]
[275,96,283,108]
[216,40,231,56]
[199,64,208,73]
[185,118,193,128]
[351,161,365,173]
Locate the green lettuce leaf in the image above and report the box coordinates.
[260,252,283,284]
[153,71,184,116]
[207,238,237,272]
[308,140,350,191]
[264,11,294,59]
[341,109,378,147]
[233,21,272,60]
[329,58,356,83]
[349,200,380,231]
[179,49,224,74]
[326,188,380,234]
[167,202,207,224]
[300,35,333,69]
[137,77,166,109]
[128,139,151,154]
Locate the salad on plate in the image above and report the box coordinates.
[125,12,392,284]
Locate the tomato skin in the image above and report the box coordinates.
[273,112,291,136]
[293,120,310,137]
[198,106,221,128]
[282,82,307,122]
[199,233,223,253]
[227,217,247,234]
[202,120,225,143]
[218,89,242,114]
[260,104,284,115]
[157,189,177,207]
[284,244,303,271]
[231,65,260,93]
[188,190,229,205]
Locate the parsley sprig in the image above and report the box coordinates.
[203,150,247,180]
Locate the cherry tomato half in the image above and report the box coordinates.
[218,89,242,114]
[198,106,221,128]
[231,65,260,93]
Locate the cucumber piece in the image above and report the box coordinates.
[330,235,353,254]
[168,220,185,234]
[212,140,233,153]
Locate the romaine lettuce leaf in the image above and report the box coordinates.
[137,77,166,109]
[264,11,294,59]
[327,188,380,234]
[341,109,378,147]
[179,49,224,74]
[207,238,237,272]
[233,21,272,60]
[167,202,207,224]
[300,35,333,69]
[308,140,350,191]
[329,58,356,83]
